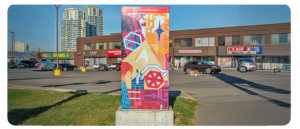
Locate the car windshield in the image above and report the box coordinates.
[241,59,255,63]
[203,61,213,65]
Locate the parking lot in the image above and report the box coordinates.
[7,67,291,125]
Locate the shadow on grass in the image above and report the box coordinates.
[41,80,119,88]
[211,73,290,108]
[169,96,178,124]
[8,92,87,125]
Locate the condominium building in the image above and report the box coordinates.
[14,41,29,52]
[61,5,103,52]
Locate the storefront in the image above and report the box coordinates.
[36,52,76,65]
[173,47,217,67]
[217,45,291,69]
[107,49,122,64]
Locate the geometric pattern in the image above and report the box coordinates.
[144,71,164,89]
[121,6,169,109]
[124,32,142,51]
[121,82,131,109]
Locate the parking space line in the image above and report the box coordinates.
[176,89,198,101]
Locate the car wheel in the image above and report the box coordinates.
[74,67,77,71]
[186,68,191,73]
[205,68,212,74]
[214,71,219,74]
[239,67,247,73]
[64,67,67,71]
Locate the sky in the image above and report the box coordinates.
[7,5,291,52]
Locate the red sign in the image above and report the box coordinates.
[121,7,169,13]
[179,50,202,53]
[107,49,121,56]
[228,47,252,51]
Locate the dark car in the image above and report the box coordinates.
[115,63,121,71]
[57,63,77,71]
[183,60,221,74]
[98,64,109,71]
[8,62,17,68]
[17,60,35,69]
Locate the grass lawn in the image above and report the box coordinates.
[8,89,199,125]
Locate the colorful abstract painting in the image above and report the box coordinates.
[121,7,169,109]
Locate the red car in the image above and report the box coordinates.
[115,63,121,71]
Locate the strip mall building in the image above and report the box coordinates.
[36,22,291,69]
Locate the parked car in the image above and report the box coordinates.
[38,61,56,71]
[57,63,77,71]
[8,62,17,68]
[111,63,117,70]
[98,64,109,71]
[115,63,121,71]
[17,60,35,69]
[93,63,100,69]
[237,58,257,72]
[183,60,221,74]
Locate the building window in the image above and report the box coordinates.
[218,36,240,46]
[169,39,172,47]
[175,38,192,47]
[96,42,107,50]
[243,35,266,45]
[109,42,121,49]
[84,43,94,50]
[271,33,291,44]
[195,37,215,46]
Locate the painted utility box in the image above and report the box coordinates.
[121,6,170,109]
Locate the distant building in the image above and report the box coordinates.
[14,41,29,52]
[61,5,103,52]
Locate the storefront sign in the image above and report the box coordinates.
[179,50,202,53]
[107,49,121,56]
[227,46,262,54]
[84,52,86,55]
[42,52,71,58]
[77,53,81,55]
[89,51,97,55]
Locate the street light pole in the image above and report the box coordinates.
[55,4,61,70]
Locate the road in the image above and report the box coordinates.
[7,68,291,125]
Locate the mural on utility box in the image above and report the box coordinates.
[121,7,170,109]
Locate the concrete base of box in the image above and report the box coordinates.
[115,106,174,126]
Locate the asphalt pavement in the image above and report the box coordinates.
[7,67,291,125]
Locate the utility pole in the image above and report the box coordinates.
[8,30,14,63]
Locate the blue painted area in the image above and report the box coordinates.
[131,78,144,89]
[251,46,263,54]
[121,82,131,109]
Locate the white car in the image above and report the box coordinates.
[93,64,100,69]
[110,63,117,69]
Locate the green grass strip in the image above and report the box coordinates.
[8,89,198,125]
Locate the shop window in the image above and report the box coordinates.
[169,39,172,47]
[84,43,94,50]
[243,35,266,45]
[271,33,291,44]
[218,37,225,46]
[109,42,121,49]
[96,42,107,50]
[175,38,192,47]
[218,36,240,46]
[195,37,215,46]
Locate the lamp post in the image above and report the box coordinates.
[73,24,93,68]
[55,4,61,70]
